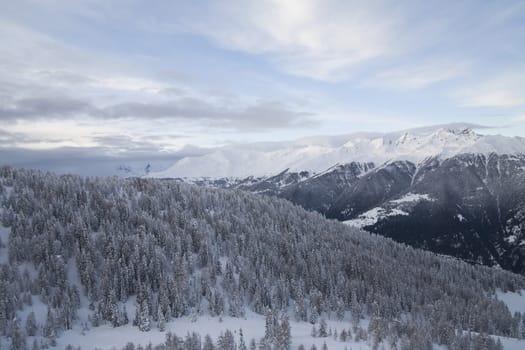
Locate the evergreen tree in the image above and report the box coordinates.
[238,329,247,350]
[137,299,150,332]
[249,339,256,350]
[318,319,327,338]
[203,335,215,350]
[25,311,37,337]
[217,330,236,350]
[157,309,166,332]
[10,319,26,350]
[42,308,55,339]
[277,315,291,350]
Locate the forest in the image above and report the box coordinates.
[0,167,524,350]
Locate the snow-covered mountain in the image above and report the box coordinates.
[151,124,525,275]
[150,123,525,178]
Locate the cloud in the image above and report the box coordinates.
[0,128,68,146]
[363,60,468,89]
[177,0,405,81]
[0,18,315,134]
[0,146,173,176]
[103,99,315,131]
[90,133,188,153]
[456,73,525,107]
[0,97,95,120]
[1,94,315,132]
[0,129,40,146]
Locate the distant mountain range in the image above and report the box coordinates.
[150,123,525,178]
[148,124,525,274]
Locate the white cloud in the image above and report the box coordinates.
[363,60,468,89]
[184,0,405,81]
[0,19,314,138]
[456,73,525,107]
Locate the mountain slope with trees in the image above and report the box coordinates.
[0,167,525,349]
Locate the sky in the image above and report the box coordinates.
[1,0,525,174]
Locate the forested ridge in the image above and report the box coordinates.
[1,167,525,349]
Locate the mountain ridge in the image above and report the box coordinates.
[149,124,525,179]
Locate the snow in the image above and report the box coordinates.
[55,312,375,350]
[18,295,49,327]
[148,124,525,178]
[39,311,525,350]
[344,192,433,228]
[494,336,525,350]
[390,193,434,204]
[505,235,517,244]
[456,214,467,222]
[496,289,525,314]
[344,207,408,228]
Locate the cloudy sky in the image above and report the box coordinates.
[1,0,525,173]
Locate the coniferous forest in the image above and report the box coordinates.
[1,167,525,349]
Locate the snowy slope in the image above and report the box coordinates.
[149,123,525,178]
[344,193,435,228]
[54,312,373,350]
[52,313,525,350]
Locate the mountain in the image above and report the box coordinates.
[341,154,525,272]
[1,167,525,349]
[149,123,525,178]
[150,125,525,274]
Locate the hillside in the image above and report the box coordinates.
[1,167,525,349]
[151,127,525,275]
[0,168,525,348]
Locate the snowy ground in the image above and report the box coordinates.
[3,277,525,349]
[55,312,374,350]
[344,207,408,228]
[390,193,434,204]
[343,192,435,229]
[46,289,525,349]
[492,290,525,350]
[496,289,525,314]
[52,313,525,350]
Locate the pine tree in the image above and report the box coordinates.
[318,319,327,337]
[238,329,247,350]
[137,299,150,332]
[217,330,236,350]
[43,308,55,339]
[10,319,26,350]
[203,335,215,350]
[25,311,37,336]
[339,329,348,342]
[264,310,277,345]
[249,338,256,350]
[157,309,166,332]
[277,315,291,350]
